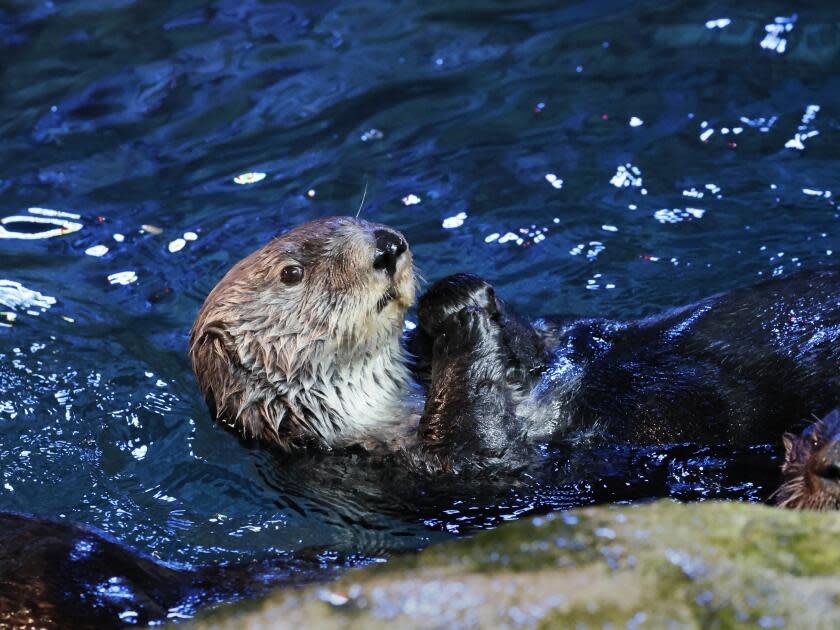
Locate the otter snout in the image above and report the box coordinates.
[373,229,408,276]
[815,452,840,481]
[814,414,840,482]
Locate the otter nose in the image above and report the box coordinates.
[373,229,407,276]
[816,446,840,481]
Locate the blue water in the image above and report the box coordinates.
[1,0,838,621]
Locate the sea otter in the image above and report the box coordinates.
[190,216,839,471]
[774,409,840,511]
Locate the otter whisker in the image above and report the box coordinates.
[355,179,368,219]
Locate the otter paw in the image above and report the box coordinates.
[432,305,500,360]
[418,274,500,337]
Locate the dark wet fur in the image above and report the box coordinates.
[409,269,840,469]
[774,408,840,511]
[407,273,548,391]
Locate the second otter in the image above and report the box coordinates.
[190,217,839,471]
[774,409,840,511]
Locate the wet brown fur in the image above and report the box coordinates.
[774,409,840,511]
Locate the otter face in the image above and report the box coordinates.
[775,409,840,511]
[189,217,416,448]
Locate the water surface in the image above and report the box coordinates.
[0,0,838,622]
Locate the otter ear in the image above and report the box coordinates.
[782,433,796,461]
[189,327,288,445]
[189,328,244,425]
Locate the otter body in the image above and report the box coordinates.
[191,217,838,472]
[514,269,839,445]
[409,269,838,460]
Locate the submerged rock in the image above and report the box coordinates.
[191,500,840,629]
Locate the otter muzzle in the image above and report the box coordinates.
[373,229,407,276]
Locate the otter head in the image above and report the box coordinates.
[189,216,416,450]
[774,409,840,511]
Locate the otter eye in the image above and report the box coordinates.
[280,265,304,285]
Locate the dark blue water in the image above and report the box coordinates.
[1,0,838,621]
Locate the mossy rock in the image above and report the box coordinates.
[190,501,840,629]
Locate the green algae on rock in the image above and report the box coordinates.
[190,501,840,629]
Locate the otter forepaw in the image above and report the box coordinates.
[418,274,499,337]
[433,305,500,360]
